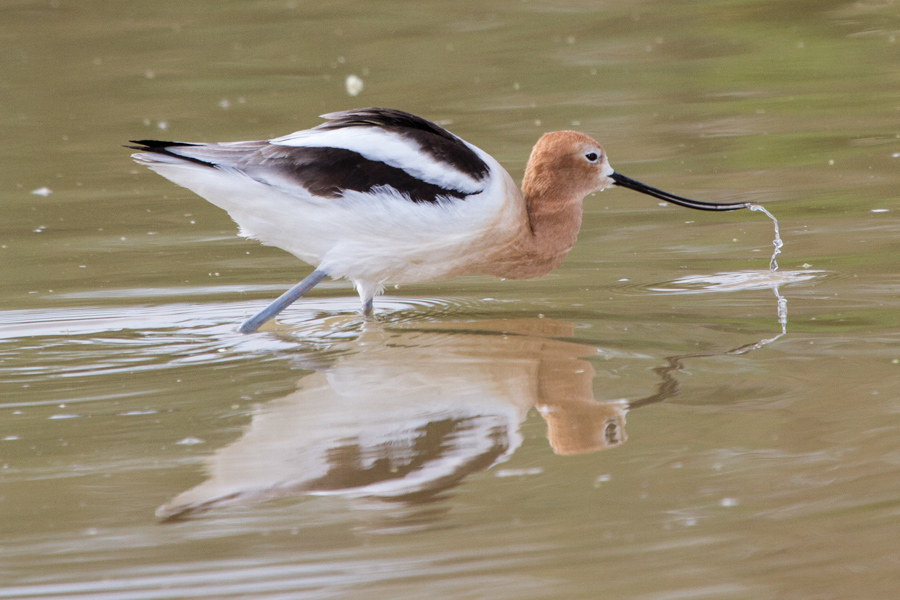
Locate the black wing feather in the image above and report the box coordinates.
[317,108,490,183]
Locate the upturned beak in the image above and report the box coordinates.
[610,172,750,212]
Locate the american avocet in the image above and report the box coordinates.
[130,108,750,333]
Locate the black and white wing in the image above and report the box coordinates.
[130,108,492,204]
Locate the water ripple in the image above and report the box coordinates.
[647,269,824,294]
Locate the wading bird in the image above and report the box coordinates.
[131,108,749,333]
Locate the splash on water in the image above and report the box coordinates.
[651,198,820,350]
[649,269,819,294]
[748,203,782,272]
[650,268,819,353]
[726,285,788,353]
[651,203,818,295]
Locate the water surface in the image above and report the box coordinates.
[2,1,900,598]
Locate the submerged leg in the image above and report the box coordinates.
[354,280,379,317]
[238,269,328,334]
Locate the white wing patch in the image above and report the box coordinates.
[271,127,484,195]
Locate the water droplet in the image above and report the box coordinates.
[345,74,364,97]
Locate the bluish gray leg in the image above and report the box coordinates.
[238,269,328,333]
[362,297,374,317]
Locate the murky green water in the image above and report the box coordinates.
[2,1,900,598]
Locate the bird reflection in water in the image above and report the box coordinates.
[158,318,638,520]
[156,257,807,522]
[158,309,790,522]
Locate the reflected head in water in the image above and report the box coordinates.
[538,401,627,456]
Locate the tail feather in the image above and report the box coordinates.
[127,140,215,167]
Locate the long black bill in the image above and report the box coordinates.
[610,172,750,212]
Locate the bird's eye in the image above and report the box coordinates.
[584,152,599,163]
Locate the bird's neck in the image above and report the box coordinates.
[480,174,584,280]
[524,189,583,271]
[527,162,585,232]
